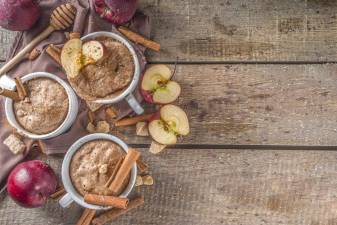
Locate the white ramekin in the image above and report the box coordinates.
[59,133,137,210]
[0,72,79,140]
[81,31,144,115]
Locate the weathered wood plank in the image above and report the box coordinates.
[1,149,337,225]
[2,1,337,62]
[141,0,337,62]
[116,64,337,146]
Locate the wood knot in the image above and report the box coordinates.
[50,3,76,30]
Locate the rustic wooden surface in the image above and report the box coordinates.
[1,0,337,225]
[2,149,337,225]
[116,64,337,146]
[3,0,337,62]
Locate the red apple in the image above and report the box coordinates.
[141,65,181,104]
[148,105,189,145]
[7,160,57,208]
[0,0,40,31]
[93,0,138,25]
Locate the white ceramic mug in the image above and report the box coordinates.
[59,133,137,210]
[0,72,79,140]
[81,31,144,115]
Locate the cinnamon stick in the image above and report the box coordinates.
[105,156,124,188]
[46,44,61,64]
[76,208,96,225]
[92,196,144,225]
[118,26,160,51]
[50,186,66,200]
[0,87,20,101]
[109,148,140,194]
[115,114,153,127]
[84,194,129,209]
[14,77,27,100]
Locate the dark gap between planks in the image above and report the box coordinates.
[129,144,337,151]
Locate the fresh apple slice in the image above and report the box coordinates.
[61,38,83,78]
[153,81,181,104]
[148,105,189,145]
[141,65,172,91]
[160,104,189,135]
[148,119,177,145]
[82,40,105,62]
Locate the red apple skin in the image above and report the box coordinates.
[140,88,154,103]
[149,111,161,122]
[7,160,57,208]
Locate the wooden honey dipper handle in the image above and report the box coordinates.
[0,3,76,76]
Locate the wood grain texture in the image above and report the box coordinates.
[1,149,337,225]
[140,0,337,62]
[2,1,337,62]
[116,64,337,146]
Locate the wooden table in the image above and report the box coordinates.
[1,1,337,224]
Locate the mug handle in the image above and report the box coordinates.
[0,75,16,90]
[59,193,73,208]
[125,93,144,115]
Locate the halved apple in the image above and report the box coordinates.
[82,40,106,62]
[141,65,181,104]
[148,104,189,145]
[61,39,95,78]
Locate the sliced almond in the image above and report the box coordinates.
[149,141,167,154]
[105,106,118,119]
[86,100,103,112]
[86,121,110,133]
[136,122,149,137]
[142,175,154,186]
[135,175,143,186]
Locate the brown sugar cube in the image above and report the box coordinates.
[3,134,26,154]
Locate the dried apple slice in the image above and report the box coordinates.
[61,39,96,78]
[82,40,105,62]
[153,81,181,104]
[61,38,83,78]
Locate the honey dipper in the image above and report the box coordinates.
[0,3,77,76]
